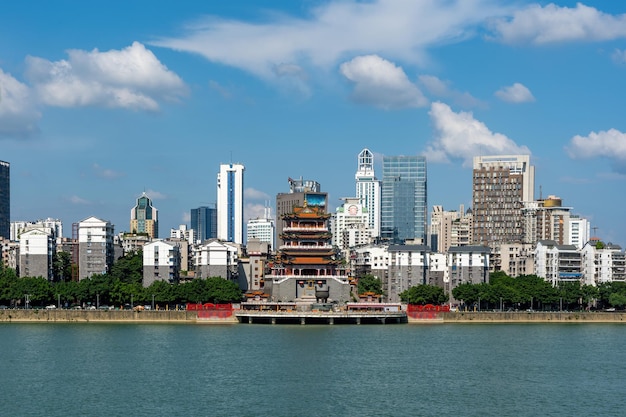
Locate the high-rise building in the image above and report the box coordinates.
[275,177,327,248]
[568,215,590,250]
[472,155,534,247]
[355,148,381,238]
[217,163,245,244]
[381,155,427,244]
[78,216,114,280]
[246,206,275,249]
[191,206,217,243]
[333,197,373,259]
[430,205,472,253]
[0,160,9,239]
[130,192,159,238]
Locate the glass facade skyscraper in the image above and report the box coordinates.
[130,192,159,238]
[0,160,9,239]
[381,155,427,243]
[191,206,217,243]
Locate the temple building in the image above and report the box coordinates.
[264,201,350,306]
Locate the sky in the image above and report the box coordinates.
[1,0,626,247]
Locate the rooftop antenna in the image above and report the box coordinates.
[539,185,542,200]
[592,226,599,236]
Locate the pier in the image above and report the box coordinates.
[234,310,407,325]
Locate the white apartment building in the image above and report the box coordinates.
[534,240,582,286]
[194,239,239,280]
[490,243,535,277]
[78,216,114,280]
[19,228,55,279]
[568,215,590,250]
[170,224,195,243]
[11,218,63,242]
[580,241,626,285]
[142,240,181,287]
[387,245,430,303]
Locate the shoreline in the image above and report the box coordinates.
[2,309,625,324]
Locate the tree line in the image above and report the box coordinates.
[359,272,626,311]
[0,251,243,308]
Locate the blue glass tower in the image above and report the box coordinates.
[191,206,217,243]
[0,160,9,239]
[381,155,427,243]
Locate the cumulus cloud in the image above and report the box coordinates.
[489,3,626,45]
[152,0,504,79]
[25,42,188,110]
[144,189,167,200]
[245,203,271,222]
[245,187,271,201]
[0,69,41,138]
[566,129,626,172]
[418,75,482,108]
[423,101,530,165]
[340,55,427,109]
[494,82,535,103]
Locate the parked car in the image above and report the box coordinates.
[45,305,57,309]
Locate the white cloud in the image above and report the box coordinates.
[423,101,530,166]
[340,55,427,109]
[152,0,505,79]
[209,80,233,99]
[566,129,626,168]
[612,49,626,64]
[0,69,41,138]
[25,42,188,110]
[489,3,626,45]
[245,203,270,222]
[93,163,124,179]
[418,75,482,108]
[69,195,91,205]
[494,82,535,103]
[144,189,167,200]
[245,187,271,201]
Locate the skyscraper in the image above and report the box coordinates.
[130,192,159,238]
[381,155,427,243]
[217,163,245,244]
[355,148,381,238]
[191,206,217,243]
[472,155,534,247]
[0,160,9,239]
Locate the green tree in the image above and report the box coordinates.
[357,274,383,295]
[52,251,73,282]
[205,277,243,303]
[400,284,448,305]
[110,251,143,285]
[609,293,626,309]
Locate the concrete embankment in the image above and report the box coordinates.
[2,309,625,324]
[441,311,626,323]
[0,309,237,324]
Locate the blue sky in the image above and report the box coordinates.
[1,0,626,247]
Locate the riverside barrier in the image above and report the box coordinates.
[1,309,625,324]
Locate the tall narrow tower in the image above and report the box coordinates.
[217,163,245,244]
[0,160,9,239]
[472,155,534,246]
[381,155,427,243]
[355,148,381,238]
[130,192,159,238]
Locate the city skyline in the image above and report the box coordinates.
[1,1,625,247]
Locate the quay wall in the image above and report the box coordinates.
[0,309,235,324]
[440,311,626,323]
[2,309,626,324]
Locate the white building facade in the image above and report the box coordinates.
[78,216,115,280]
[142,240,181,287]
[355,148,381,238]
[217,163,245,244]
[19,228,55,279]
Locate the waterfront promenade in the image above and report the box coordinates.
[2,309,626,324]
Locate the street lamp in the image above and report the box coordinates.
[131,294,133,310]
[97,293,100,309]
[152,294,155,311]
[500,297,503,312]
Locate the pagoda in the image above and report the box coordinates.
[265,201,350,305]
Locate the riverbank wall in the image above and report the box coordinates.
[2,309,625,324]
[0,309,238,324]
